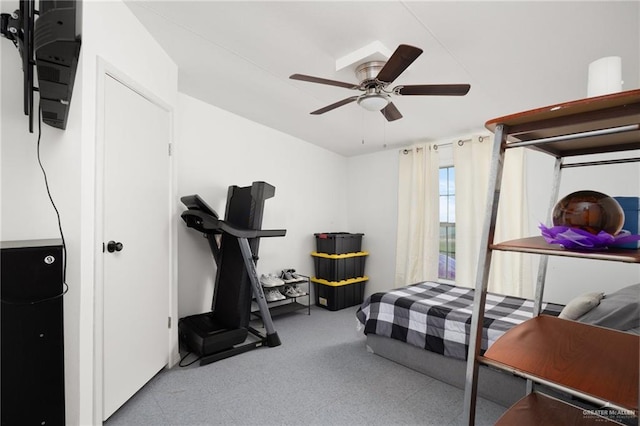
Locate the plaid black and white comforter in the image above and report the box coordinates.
[356,281,563,361]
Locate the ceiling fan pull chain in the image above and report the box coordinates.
[361,110,365,145]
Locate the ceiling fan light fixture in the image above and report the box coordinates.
[357,93,390,111]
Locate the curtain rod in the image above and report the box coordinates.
[400,135,490,154]
[434,135,490,149]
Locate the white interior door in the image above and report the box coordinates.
[102,75,171,420]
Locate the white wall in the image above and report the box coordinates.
[2,1,178,424]
[346,149,399,297]
[176,93,348,317]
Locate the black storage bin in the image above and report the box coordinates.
[314,232,364,254]
[311,251,368,281]
[312,277,367,311]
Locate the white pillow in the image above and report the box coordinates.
[558,292,604,320]
[577,283,640,332]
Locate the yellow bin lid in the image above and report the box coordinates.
[311,251,369,259]
[310,276,369,287]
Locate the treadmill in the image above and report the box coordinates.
[178,181,285,366]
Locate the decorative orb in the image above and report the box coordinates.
[552,190,625,235]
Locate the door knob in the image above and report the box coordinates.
[107,241,124,253]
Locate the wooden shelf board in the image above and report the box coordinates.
[485,89,640,157]
[495,392,622,425]
[484,316,639,412]
[491,236,640,263]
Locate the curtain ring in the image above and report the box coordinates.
[478,136,485,143]
[432,144,438,151]
[457,140,464,146]
[402,149,409,154]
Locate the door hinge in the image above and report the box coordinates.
[168,143,173,156]
[168,316,172,329]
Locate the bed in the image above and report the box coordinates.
[357,281,640,407]
[356,281,564,407]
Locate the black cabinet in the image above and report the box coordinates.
[1,239,65,426]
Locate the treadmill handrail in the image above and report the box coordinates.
[219,221,286,239]
[181,210,286,239]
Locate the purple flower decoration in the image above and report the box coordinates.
[539,224,640,250]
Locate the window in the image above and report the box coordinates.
[439,166,455,280]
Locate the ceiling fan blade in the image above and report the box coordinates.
[381,102,403,122]
[290,74,359,90]
[397,84,471,96]
[310,96,359,115]
[376,45,423,84]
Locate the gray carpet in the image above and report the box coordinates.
[105,305,505,425]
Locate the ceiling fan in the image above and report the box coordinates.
[290,44,470,122]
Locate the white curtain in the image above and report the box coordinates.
[394,144,440,287]
[453,136,492,290]
[454,135,533,297]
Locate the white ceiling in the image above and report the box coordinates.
[126,1,640,157]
